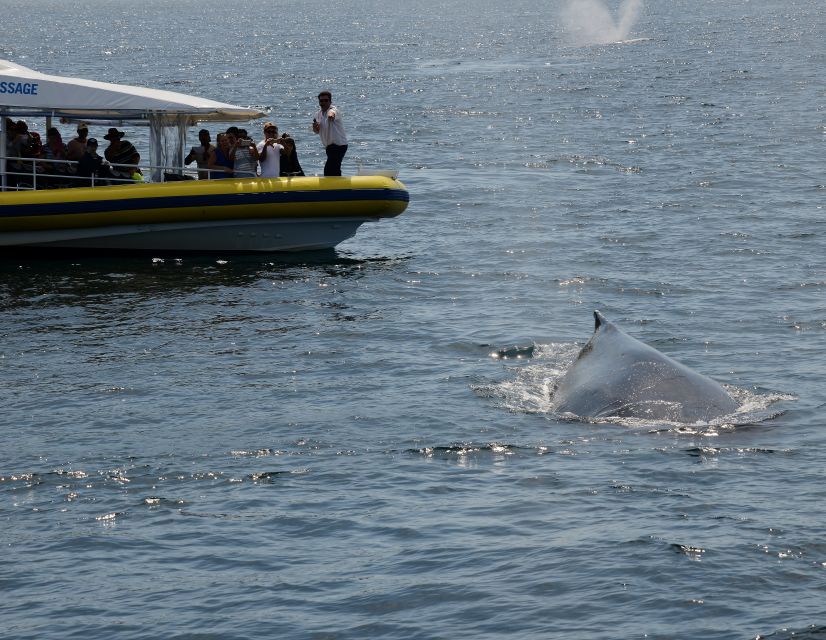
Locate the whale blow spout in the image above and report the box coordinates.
[561,0,643,46]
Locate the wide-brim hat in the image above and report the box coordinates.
[103,127,125,140]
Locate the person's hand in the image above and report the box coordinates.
[312,120,320,133]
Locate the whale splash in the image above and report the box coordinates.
[561,0,643,46]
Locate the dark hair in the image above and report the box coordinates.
[199,128,210,136]
[47,127,60,137]
[225,126,240,136]
[317,90,332,100]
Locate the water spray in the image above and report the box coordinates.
[561,0,643,46]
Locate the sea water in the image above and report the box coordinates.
[1,0,825,637]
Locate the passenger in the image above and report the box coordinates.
[18,122,43,156]
[65,122,89,183]
[230,128,259,178]
[279,136,305,177]
[41,127,71,186]
[184,129,213,179]
[312,91,348,176]
[76,138,114,187]
[103,128,141,182]
[11,121,43,187]
[66,122,89,164]
[256,122,285,178]
[5,120,20,187]
[5,118,16,146]
[207,133,234,178]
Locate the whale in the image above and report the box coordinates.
[552,312,739,422]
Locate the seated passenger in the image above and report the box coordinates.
[184,129,213,179]
[5,119,19,187]
[66,122,90,166]
[230,128,259,178]
[279,136,305,176]
[41,128,71,186]
[11,121,43,188]
[207,133,234,178]
[5,118,16,146]
[103,128,141,182]
[76,138,114,187]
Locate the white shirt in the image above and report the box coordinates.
[314,105,348,147]
[256,140,284,177]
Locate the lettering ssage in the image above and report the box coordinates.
[0,81,38,95]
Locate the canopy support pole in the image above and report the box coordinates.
[1,116,6,191]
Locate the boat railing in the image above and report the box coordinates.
[0,153,211,191]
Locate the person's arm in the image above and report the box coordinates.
[184,147,196,164]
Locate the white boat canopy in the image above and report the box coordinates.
[0,60,266,181]
[0,59,265,122]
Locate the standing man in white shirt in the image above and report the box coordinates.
[312,91,348,176]
[256,122,286,178]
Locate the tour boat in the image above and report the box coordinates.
[0,60,409,253]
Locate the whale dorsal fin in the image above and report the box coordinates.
[594,310,607,331]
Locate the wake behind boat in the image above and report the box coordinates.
[0,60,409,253]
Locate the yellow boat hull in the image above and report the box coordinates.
[0,175,409,252]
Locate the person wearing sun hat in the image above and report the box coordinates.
[103,127,140,181]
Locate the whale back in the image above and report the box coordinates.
[553,312,738,422]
